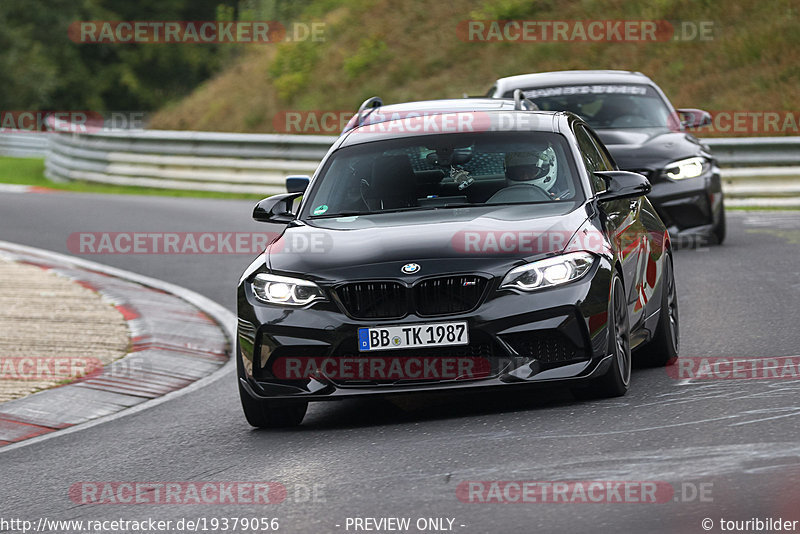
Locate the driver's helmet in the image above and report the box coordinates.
[504,146,558,192]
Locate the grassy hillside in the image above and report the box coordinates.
[150,0,800,135]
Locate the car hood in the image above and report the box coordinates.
[595,127,708,171]
[267,203,589,282]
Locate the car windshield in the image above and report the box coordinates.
[513,84,674,130]
[301,132,583,219]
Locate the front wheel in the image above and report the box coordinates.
[712,202,726,245]
[236,343,307,428]
[572,273,631,399]
[239,381,308,428]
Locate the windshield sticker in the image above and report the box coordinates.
[313,205,329,215]
[523,85,650,98]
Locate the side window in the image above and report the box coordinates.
[586,127,617,171]
[574,125,608,193]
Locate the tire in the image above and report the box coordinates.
[572,273,631,399]
[712,202,726,245]
[236,343,307,428]
[636,253,679,368]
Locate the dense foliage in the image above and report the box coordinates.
[0,0,314,113]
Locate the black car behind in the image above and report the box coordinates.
[488,70,725,244]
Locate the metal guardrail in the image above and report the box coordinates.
[2,126,800,196]
[704,137,800,167]
[43,129,337,194]
[0,131,49,158]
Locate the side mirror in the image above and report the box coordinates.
[676,108,712,129]
[595,171,652,203]
[253,192,303,224]
[285,175,310,194]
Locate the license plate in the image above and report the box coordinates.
[358,322,469,352]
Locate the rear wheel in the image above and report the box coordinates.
[237,343,307,428]
[636,253,679,367]
[572,273,631,399]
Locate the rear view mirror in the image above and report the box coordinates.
[595,171,652,202]
[285,175,310,194]
[253,192,303,224]
[676,108,712,129]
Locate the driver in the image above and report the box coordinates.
[504,146,562,198]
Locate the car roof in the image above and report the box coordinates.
[338,105,572,148]
[362,98,522,115]
[492,70,655,94]
[343,98,529,133]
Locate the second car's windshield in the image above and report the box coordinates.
[514,84,674,130]
[302,131,582,220]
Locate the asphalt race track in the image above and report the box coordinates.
[1,190,799,533]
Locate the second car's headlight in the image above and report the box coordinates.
[251,273,326,306]
[662,156,709,180]
[500,252,595,292]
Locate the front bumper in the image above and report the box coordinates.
[643,169,724,238]
[237,258,615,401]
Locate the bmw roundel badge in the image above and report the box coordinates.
[401,263,420,275]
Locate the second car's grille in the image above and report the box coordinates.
[336,275,488,319]
[337,281,407,319]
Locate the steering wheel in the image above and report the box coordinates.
[487,183,552,204]
[606,114,646,128]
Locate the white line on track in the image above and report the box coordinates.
[0,184,38,193]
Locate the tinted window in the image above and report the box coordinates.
[574,125,609,193]
[512,84,675,130]
[585,127,616,170]
[302,132,583,219]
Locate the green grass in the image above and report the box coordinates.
[0,157,267,200]
[149,0,800,136]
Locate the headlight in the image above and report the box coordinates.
[500,252,595,292]
[251,273,326,306]
[662,156,709,180]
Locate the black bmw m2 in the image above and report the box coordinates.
[237,98,679,427]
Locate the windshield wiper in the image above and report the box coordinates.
[312,204,483,219]
[311,201,563,219]
[426,203,475,210]
[310,211,366,219]
[366,205,479,215]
